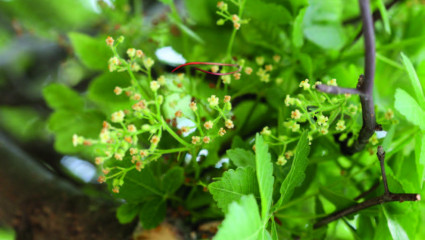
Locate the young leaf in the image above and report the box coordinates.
[162,166,184,194]
[139,198,166,229]
[255,134,274,221]
[116,203,139,224]
[400,53,425,109]
[292,8,306,48]
[68,32,110,70]
[382,205,409,240]
[227,148,256,169]
[394,88,425,131]
[43,83,84,111]
[88,72,132,114]
[214,195,270,240]
[377,0,391,34]
[276,131,310,208]
[208,167,259,213]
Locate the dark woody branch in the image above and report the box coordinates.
[314,146,421,229]
[316,0,376,155]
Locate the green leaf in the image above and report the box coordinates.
[245,0,292,26]
[276,131,310,208]
[255,134,274,221]
[116,203,139,224]
[227,148,256,169]
[214,195,269,240]
[319,187,356,210]
[88,72,132,114]
[382,205,409,240]
[304,24,346,50]
[209,167,259,213]
[139,198,166,229]
[382,125,396,152]
[111,165,164,202]
[68,32,110,70]
[48,110,103,154]
[162,166,184,194]
[415,133,425,188]
[400,52,425,110]
[271,219,279,240]
[394,88,425,130]
[292,8,306,48]
[377,0,391,34]
[43,83,84,110]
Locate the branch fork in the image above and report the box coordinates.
[314,146,421,229]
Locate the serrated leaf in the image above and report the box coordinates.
[227,148,256,169]
[214,195,269,240]
[400,52,425,109]
[47,110,103,154]
[394,88,425,130]
[68,32,110,70]
[292,8,306,48]
[43,83,84,110]
[116,203,139,224]
[276,131,310,208]
[162,166,184,194]
[255,134,274,221]
[111,165,164,202]
[209,167,259,213]
[139,198,166,229]
[88,72,132,114]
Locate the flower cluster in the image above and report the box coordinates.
[72,37,237,193]
[216,1,248,30]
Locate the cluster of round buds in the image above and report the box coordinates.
[285,95,295,106]
[208,95,219,108]
[327,79,337,86]
[150,135,160,145]
[385,109,394,120]
[127,48,136,58]
[225,119,234,129]
[108,57,121,72]
[285,121,300,132]
[261,126,271,136]
[232,14,241,30]
[150,81,160,91]
[316,114,328,126]
[211,65,219,73]
[276,156,287,166]
[203,136,211,144]
[222,75,231,84]
[335,120,346,131]
[111,110,125,123]
[319,126,329,135]
[143,57,155,69]
[291,109,302,120]
[72,134,84,147]
[233,72,241,80]
[245,67,253,75]
[217,1,228,11]
[299,79,310,90]
[106,36,114,47]
[204,121,213,130]
[284,151,294,159]
[192,136,201,144]
[190,101,197,111]
[218,128,226,136]
[114,86,123,95]
[273,55,281,63]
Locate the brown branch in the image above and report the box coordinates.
[316,0,376,155]
[313,146,421,229]
[0,132,135,239]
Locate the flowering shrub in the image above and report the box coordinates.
[40,0,425,238]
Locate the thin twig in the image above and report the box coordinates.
[316,0,376,155]
[314,146,421,229]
